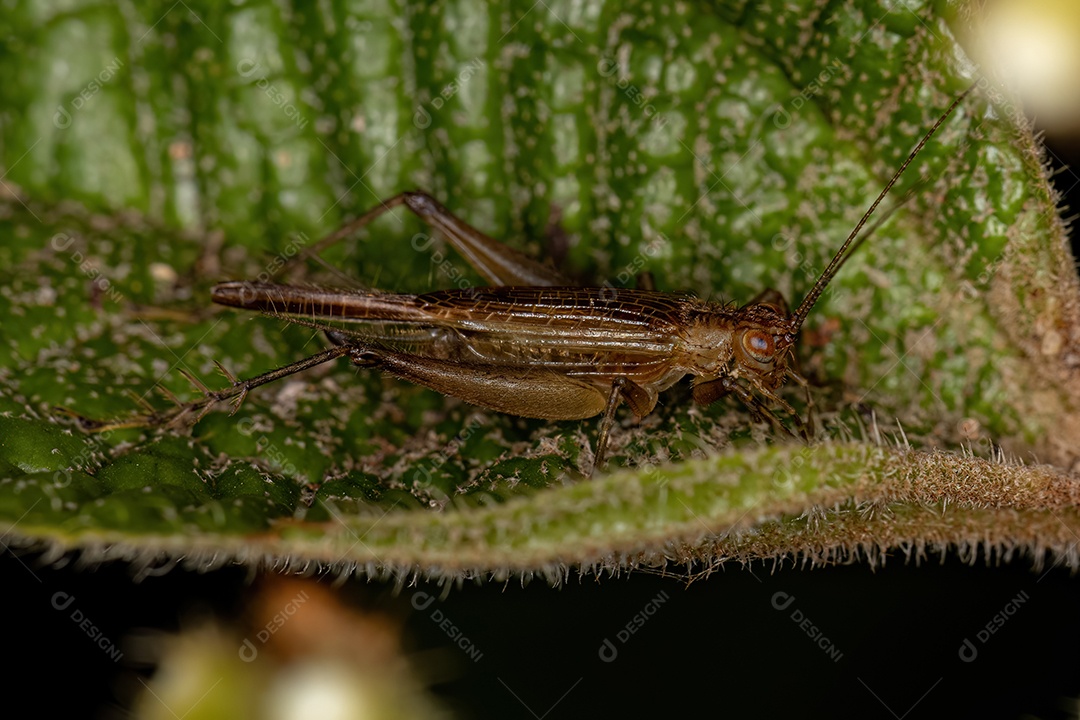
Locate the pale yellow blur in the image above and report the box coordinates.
[973,0,1080,132]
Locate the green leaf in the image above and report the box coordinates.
[2,0,1078,580]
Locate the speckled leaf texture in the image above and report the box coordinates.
[1,0,1078,581]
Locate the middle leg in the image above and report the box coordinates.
[594,376,658,472]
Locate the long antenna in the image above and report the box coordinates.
[790,84,976,329]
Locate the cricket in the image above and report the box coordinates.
[72,86,974,473]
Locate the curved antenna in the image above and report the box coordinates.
[790,84,976,330]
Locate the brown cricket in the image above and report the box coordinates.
[79,87,972,471]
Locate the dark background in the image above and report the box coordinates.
[1047,128,1080,262]
[5,130,1080,720]
[6,547,1080,718]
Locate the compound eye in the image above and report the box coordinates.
[741,329,775,364]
